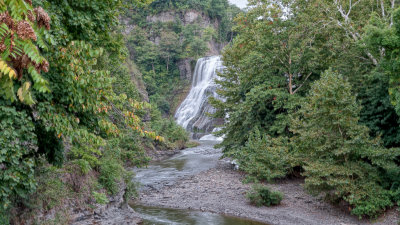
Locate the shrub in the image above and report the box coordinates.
[119,130,150,166]
[99,156,124,196]
[123,171,139,202]
[233,128,289,182]
[150,109,189,148]
[99,139,140,198]
[291,70,399,218]
[92,191,109,205]
[246,184,283,207]
[0,106,37,211]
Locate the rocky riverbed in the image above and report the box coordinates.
[77,141,399,225]
[135,141,399,225]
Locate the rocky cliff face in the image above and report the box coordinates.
[146,10,226,81]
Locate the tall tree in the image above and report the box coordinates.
[211,0,322,155]
[290,69,398,218]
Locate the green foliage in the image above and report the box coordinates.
[49,41,113,112]
[92,191,109,205]
[0,106,37,211]
[123,171,139,202]
[119,130,150,166]
[363,7,400,117]
[291,70,399,218]
[127,22,211,114]
[125,0,238,114]
[147,0,240,39]
[246,184,283,207]
[185,141,200,148]
[99,142,125,195]
[358,70,400,148]
[150,107,189,148]
[0,209,9,225]
[35,123,64,167]
[1,0,165,222]
[211,0,400,219]
[26,165,69,212]
[211,1,320,155]
[98,138,143,198]
[233,129,289,182]
[0,0,51,105]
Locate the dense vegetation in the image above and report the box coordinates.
[0,0,188,223]
[211,0,400,218]
[2,0,400,223]
[125,0,240,114]
[246,184,283,207]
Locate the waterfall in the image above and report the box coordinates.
[175,56,224,138]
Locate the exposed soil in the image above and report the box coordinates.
[138,160,399,225]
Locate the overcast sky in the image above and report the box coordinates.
[228,0,248,9]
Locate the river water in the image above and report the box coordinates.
[131,55,268,224]
[132,141,268,225]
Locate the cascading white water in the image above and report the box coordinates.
[175,56,224,136]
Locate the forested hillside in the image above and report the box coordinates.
[211,0,400,218]
[0,0,189,224]
[2,0,400,224]
[123,0,240,115]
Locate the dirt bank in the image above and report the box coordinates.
[138,160,398,225]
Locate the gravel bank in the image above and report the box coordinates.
[138,160,398,225]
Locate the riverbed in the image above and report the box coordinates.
[132,141,398,225]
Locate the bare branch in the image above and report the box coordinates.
[380,0,386,17]
[329,4,379,66]
[293,72,312,94]
[390,0,395,27]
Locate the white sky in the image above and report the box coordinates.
[228,0,248,9]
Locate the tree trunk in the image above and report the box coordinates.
[166,56,169,72]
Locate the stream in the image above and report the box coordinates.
[132,141,268,225]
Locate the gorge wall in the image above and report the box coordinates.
[122,1,238,116]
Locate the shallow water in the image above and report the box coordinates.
[133,141,269,225]
[132,205,267,225]
[134,141,223,191]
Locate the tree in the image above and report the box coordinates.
[0,0,50,105]
[363,7,400,116]
[159,31,180,72]
[290,69,398,217]
[358,70,400,148]
[1,1,167,221]
[211,0,321,156]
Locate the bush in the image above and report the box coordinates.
[291,70,399,218]
[246,184,283,207]
[123,171,139,202]
[150,108,189,148]
[119,130,150,166]
[0,106,37,211]
[99,155,124,196]
[233,129,289,182]
[99,139,141,198]
[92,191,109,205]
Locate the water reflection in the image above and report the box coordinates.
[132,205,268,225]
